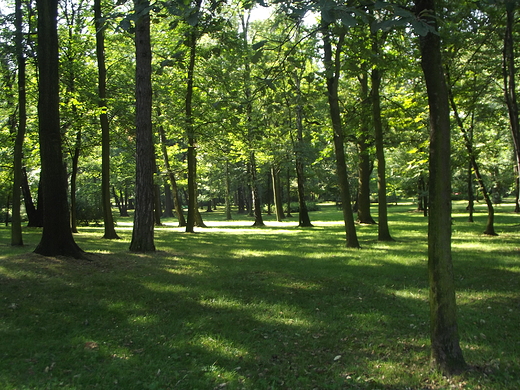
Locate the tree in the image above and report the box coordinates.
[33,0,85,258]
[320,11,360,248]
[129,0,155,252]
[95,0,120,239]
[503,1,520,211]
[11,0,26,246]
[415,0,466,375]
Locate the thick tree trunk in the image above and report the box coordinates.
[416,0,466,375]
[357,73,376,224]
[371,66,393,241]
[129,0,155,252]
[95,0,119,239]
[321,24,359,248]
[11,0,26,246]
[34,0,84,258]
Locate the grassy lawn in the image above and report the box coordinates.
[0,202,519,389]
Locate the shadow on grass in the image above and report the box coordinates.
[0,205,519,389]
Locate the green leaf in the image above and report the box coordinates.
[251,50,263,63]
[252,40,268,51]
[186,11,199,27]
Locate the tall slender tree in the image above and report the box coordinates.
[11,0,26,246]
[34,0,85,258]
[95,0,119,239]
[320,16,360,248]
[415,0,466,375]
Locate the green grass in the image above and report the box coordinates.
[0,202,519,389]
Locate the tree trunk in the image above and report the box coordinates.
[11,0,26,246]
[158,125,186,226]
[294,84,312,227]
[271,166,285,222]
[371,65,393,241]
[163,183,175,218]
[225,160,232,220]
[503,4,520,212]
[357,72,376,224]
[95,0,119,239]
[129,0,155,252]
[250,152,265,226]
[321,22,359,248]
[446,75,496,235]
[70,131,81,233]
[34,0,84,259]
[416,0,466,375]
[185,7,202,233]
[22,168,42,227]
[467,162,474,222]
[285,168,293,218]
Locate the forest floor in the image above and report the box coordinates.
[0,201,519,389]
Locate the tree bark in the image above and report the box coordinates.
[95,0,119,239]
[321,22,359,248]
[416,0,466,375]
[11,0,26,246]
[129,0,155,252]
[34,0,84,258]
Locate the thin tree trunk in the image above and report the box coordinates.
[294,84,312,226]
[447,73,496,235]
[225,160,232,220]
[129,0,155,252]
[271,166,285,221]
[250,152,264,226]
[22,167,42,227]
[371,65,392,241]
[185,5,202,233]
[357,72,376,224]
[70,131,81,233]
[95,0,119,239]
[163,183,174,218]
[321,22,359,248]
[11,0,26,246]
[467,162,474,222]
[285,168,293,218]
[416,0,466,375]
[158,125,186,226]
